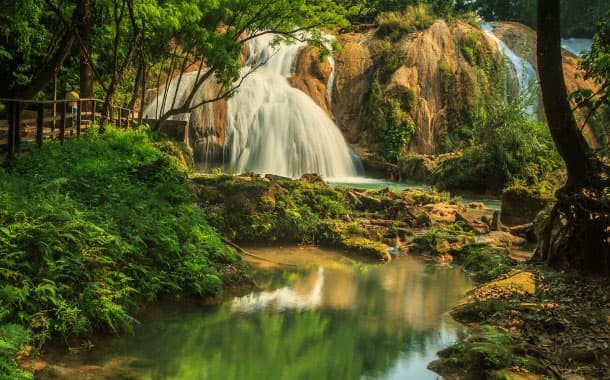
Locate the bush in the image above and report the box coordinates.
[367,78,416,162]
[376,4,435,41]
[0,128,245,345]
[434,95,563,193]
[0,324,33,380]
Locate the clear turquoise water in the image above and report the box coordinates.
[60,247,472,380]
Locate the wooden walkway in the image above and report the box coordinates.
[0,98,134,161]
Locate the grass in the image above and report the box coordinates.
[376,4,435,41]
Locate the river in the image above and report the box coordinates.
[41,246,472,380]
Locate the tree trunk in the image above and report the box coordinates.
[537,0,593,188]
[78,0,94,100]
[534,0,610,276]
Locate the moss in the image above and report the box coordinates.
[430,325,548,379]
[316,220,390,261]
[192,175,348,244]
[339,237,390,261]
[460,245,514,283]
[451,299,511,323]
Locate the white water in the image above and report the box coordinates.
[481,23,538,117]
[561,38,593,57]
[224,34,362,179]
[143,71,223,166]
[232,268,325,312]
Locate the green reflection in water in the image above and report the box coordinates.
[74,249,471,380]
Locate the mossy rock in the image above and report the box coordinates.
[430,325,548,379]
[339,237,391,262]
[451,299,511,323]
[477,270,536,296]
[501,187,553,226]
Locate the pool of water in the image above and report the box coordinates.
[328,177,501,211]
[48,247,472,380]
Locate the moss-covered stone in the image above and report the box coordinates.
[429,325,549,379]
[501,187,554,226]
[191,174,391,261]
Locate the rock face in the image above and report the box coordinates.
[288,46,333,116]
[332,30,375,142]
[328,20,503,155]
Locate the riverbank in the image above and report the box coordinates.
[430,263,610,379]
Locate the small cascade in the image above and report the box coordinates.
[561,38,593,57]
[327,55,336,109]
[143,71,224,166]
[224,34,362,179]
[482,23,538,117]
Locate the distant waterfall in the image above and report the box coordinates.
[224,34,362,179]
[482,23,538,117]
[561,38,593,57]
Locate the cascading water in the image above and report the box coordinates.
[561,38,593,57]
[481,23,538,117]
[143,71,223,166]
[224,34,362,179]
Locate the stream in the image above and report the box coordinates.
[42,246,472,380]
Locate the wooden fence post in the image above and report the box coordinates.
[92,100,97,125]
[7,101,15,161]
[37,103,44,148]
[14,101,21,150]
[76,100,82,137]
[60,101,66,145]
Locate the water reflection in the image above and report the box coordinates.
[65,247,471,380]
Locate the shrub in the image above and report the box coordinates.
[376,4,435,41]
[0,128,245,345]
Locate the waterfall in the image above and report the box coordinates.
[561,38,593,57]
[224,34,362,179]
[481,23,538,117]
[143,71,222,166]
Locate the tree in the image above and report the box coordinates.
[534,0,610,275]
[151,0,348,127]
[0,1,79,99]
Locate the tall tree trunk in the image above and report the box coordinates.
[537,0,593,188]
[534,0,610,275]
[78,0,93,100]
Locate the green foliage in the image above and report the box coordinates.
[193,175,348,244]
[376,4,435,41]
[468,0,607,38]
[434,93,563,193]
[373,41,406,82]
[0,324,34,380]
[366,76,416,163]
[460,32,494,68]
[0,128,245,344]
[459,246,514,283]
[574,11,610,151]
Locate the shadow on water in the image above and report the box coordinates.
[45,247,472,380]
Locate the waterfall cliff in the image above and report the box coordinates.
[481,23,538,117]
[224,34,362,179]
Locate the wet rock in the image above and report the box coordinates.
[299,173,327,185]
[501,187,553,226]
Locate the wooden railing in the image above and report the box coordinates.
[0,98,135,161]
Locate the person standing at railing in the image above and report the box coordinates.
[66,86,79,129]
